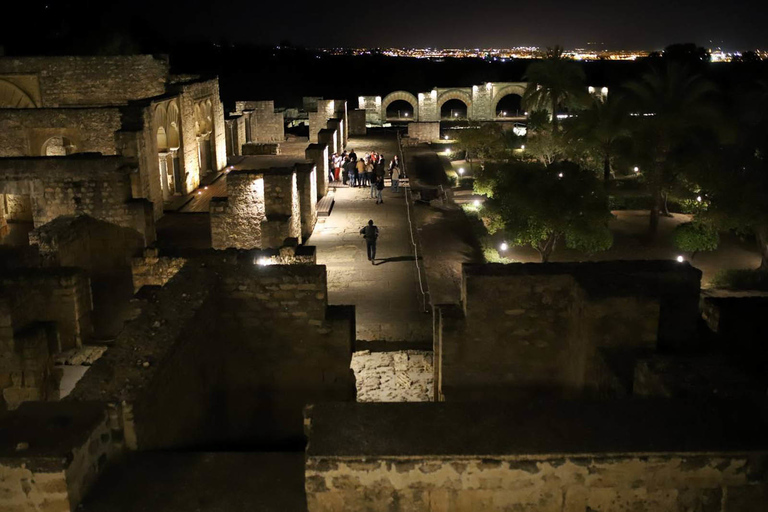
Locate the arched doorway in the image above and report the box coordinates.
[42,136,77,156]
[386,100,414,121]
[440,99,468,120]
[495,94,523,118]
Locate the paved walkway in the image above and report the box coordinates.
[307,133,431,343]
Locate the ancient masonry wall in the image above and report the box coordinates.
[0,156,156,243]
[210,170,266,250]
[318,129,337,155]
[248,101,285,143]
[358,96,381,126]
[0,108,122,157]
[326,119,344,156]
[225,116,247,156]
[0,321,57,410]
[130,248,187,293]
[0,402,122,512]
[348,109,367,136]
[296,163,318,240]
[305,143,329,198]
[0,55,169,107]
[262,169,301,247]
[437,262,700,401]
[407,122,440,142]
[69,258,354,449]
[309,99,336,143]
[306,454,766,512]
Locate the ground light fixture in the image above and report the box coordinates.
[500,242,509,251]
[256,257,272,266]
[676,255,685,263]
[633,166,639,173]
[444,135,449,140]
[473,200,481,207]
[458,168,465,175]
[697,196,702,202]
[521,145,525,150]
[558,172,564,178]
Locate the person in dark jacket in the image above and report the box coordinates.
[360,219,379,264]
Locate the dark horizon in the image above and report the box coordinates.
[2,0,768,55]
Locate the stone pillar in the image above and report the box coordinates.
[358,96,382,126]
[262,168,301,247]
[418,90,439,122]
[210,170,265,250]
[327,119,343,155]
[295,163,318,240]
[333,100,348,148]
[306,143,329,198]
[318,129,337,155]
[472,83,495,121]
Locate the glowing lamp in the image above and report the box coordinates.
[521,145,525,150]
[558,172,563,178]
[500,242,509,251]
[633,166,639,173]
[458,167,465,174]
[473,200,480,207]
[676,255,684,263]
[696,196,702,203]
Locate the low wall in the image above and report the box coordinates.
[305,401,768,512]
[408,122,440,142]
[0,401,121,511]
[210,170,266,250]
[348,109,367,136]
[130,248,186,292]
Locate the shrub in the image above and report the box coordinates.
[673,222,719,255]
[710,269,768,291]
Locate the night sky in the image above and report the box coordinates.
[3,0,767,52]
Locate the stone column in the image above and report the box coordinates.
[305,143,329,198]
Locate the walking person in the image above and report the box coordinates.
[360,219,379,264]
[375,175,385,204]
[391,165,400,193]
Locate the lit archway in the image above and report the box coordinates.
[42,136,77,156]
[386,100,415,120]
[494,94,523,117]
[381,91,418,121]
[440,99,469,120]
[491,85,526,118]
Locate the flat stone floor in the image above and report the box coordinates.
[307,133,431,343]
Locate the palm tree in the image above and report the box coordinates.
[623,62,721,235]
[563,94,630,184]
[522,46,588,129]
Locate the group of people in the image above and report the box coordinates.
[329,150,404,204]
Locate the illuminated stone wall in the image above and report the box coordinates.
[305,143,329,198]
[296,163,318,240]
[318,128,338,155]
[210,170,266,250]
[0,55,169,107]
[0,108,122,157]
[358,96,381,125]
[306,402,768,512]
[246,100,285,143]
[407,122,440,142]
[309,99,336,143]
[436,262,701,401]
[262,168,302,247]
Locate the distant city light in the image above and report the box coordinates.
[500,242,509,251]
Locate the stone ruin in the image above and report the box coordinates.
[1,54,767,512]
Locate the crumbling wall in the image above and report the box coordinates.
[0,402,122,511]
[210,170,265,250]
[130,248,186,292]
[348,109,367,136]
[437,262,700,401]
[0,321,59,410]
[0,156,156,244]
[0,108,122,157]
[0,55,169,107]
[309,99,336,143]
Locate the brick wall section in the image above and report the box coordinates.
[296,163,318,240]
[407,122,440,142]
[0,108,122,157]
[305,401,768,512]
[437,262,700,401]
[262,168,301,247]
[305,143,329,197]
[348,109,367,136]
[0,402,122,511]
[0,156,155,243]
[247,101,285,143]
[210,170,265,250]
[0,55,169,107]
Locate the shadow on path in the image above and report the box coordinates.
[374,255,419,265]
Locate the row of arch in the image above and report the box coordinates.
[381,87,525,121]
